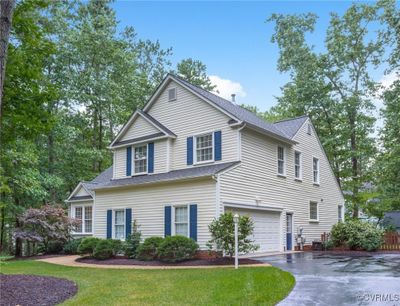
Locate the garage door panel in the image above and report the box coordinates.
[225,208,281,252]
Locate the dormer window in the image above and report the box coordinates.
[168,88,177,101]
[195,133,213,163]
[134,145,147,174]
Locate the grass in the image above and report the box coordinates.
[1,260,295,305]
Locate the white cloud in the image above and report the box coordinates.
[209,75,246,101]
[377,70,399,97]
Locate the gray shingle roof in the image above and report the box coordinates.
[273,116,309,139]
[113,132,165,147]
[383,211,400,229]
[69,195,93,201]
[138,110,176,137]
[169,75,294,142]
[91,161,239,190]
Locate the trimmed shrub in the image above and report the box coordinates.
[331,220,384,251]
[109,239,123,255]
[123,220,142,258]
[45,241,64,254]
[207,212,259,257]
[77,237,101,255]
[63,238,83,255]
[137,237,164,261]
[158,236,199,263]
[93,240,114,260]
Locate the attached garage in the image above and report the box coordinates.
[225,205,282,253]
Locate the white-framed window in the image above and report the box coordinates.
[277,146,286,176]
[133,144,147,174]
[174,206,189,237]
[313,157,320,184]
[168,87,177,101]
[114,209,125,240]
[84,206,92,233]
[309,201,319,221]
[195,133,214,163]
[73,205,93,234]
[74,207,83,233]
[294,151,302,180]
[338,205,343,222]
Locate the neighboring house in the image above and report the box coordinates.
[66,74,345,252]
[382,211,400,233]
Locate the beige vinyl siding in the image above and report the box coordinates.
[76,186,91,197]
[219,119,344,248]
[113,148,126,179]
[147,80,238,170]
[120,115,159,142]
[94,178,216,248]
[113,140,168,179]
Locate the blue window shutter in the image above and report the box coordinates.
[189,204,197,241]
[164,206,171,237]
[125,208,132,238]
[214,131,222,161]
[187,137,193,165]
[126,147,132,176]
[148,142,154,173]
[106,210,112,239]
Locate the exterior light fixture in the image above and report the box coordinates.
[233,213,239,269]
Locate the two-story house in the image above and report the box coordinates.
[66,74,345,253]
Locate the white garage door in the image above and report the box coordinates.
[226,208,281,252]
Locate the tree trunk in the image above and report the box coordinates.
[0,204,5,251]
[349,114,359,218]
[48,130,56,203]
[0,0,16,119]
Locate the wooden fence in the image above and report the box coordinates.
[380,232,400,251]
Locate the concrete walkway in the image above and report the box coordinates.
[36,255,271,270]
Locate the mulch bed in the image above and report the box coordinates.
[76,256,262,266]
[0,274,77,306]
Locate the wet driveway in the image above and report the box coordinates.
[257,252,400,306]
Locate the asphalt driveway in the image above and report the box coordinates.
[257,252,400,306]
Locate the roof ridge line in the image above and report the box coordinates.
[274,115,309,124]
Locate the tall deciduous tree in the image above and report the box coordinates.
[267,2,393,217]
[0,0,16,119]
[175,58,216,91]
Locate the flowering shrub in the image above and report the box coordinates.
[330,220,384,251]
[13,204,80,254]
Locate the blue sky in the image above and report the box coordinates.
[112,1,388,112]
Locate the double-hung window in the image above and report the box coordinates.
[114,209,125,239]
[313,157,320,184]
[277,146,285,175]
[134,145,147,174]
[294,151,302,179]
[309,202,318,221]
[174,206,188,237]
[73,206,92,234]
[195,133,213,163]
[74,207,83,233]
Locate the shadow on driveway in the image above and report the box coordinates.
[257,252,400,306]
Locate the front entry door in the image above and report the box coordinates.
[286,214,293,251]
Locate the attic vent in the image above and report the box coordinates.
[168,88,177,101]
[307,123,312,135]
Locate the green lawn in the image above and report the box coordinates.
[1,260,295,305]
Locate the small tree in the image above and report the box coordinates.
[123,219,142,258]
[207,212,259,257]
[13,204,79,254]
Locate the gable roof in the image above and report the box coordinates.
[165,75,296,143]
[91,162,239,190]
[110,109,176,148]
[273,116,309,139]
[66,167,113,202]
